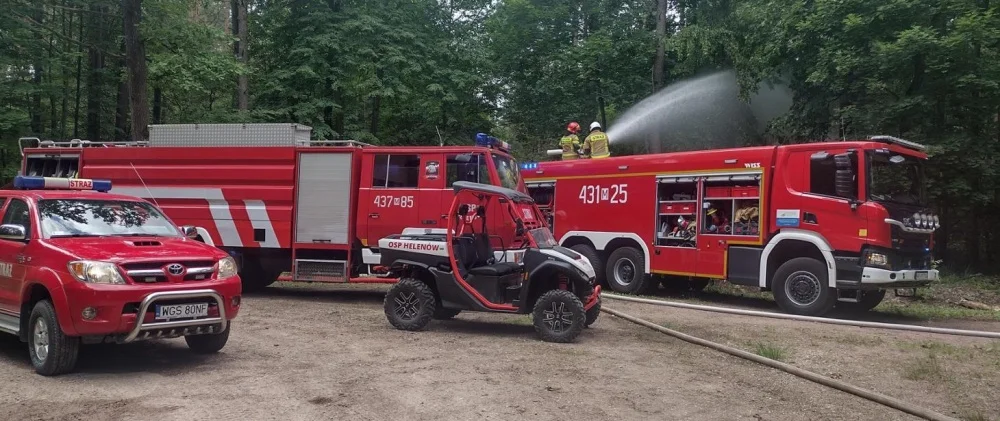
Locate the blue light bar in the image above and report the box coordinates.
[520,162,540,170]
[474,133,511,152]
[14,176,112,192]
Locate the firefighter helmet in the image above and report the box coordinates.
[589,121,602,131]
[567,122,580,133]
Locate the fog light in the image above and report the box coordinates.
[866,252,889,268]
[231,296,241,307]
[82,307,97,320]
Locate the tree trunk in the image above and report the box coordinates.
[30,6,45,135]
[152,86,162,124]
[87,3,108,141]
[370,95,381,136]
[648,0,667,154]
[115,79,130,140]
[232,0,249,110]
[123,0,150,141]
[60,4,71,138]
[73,6,84,138]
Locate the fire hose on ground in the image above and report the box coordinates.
[600,306,961,421]
[602,293,1000,339]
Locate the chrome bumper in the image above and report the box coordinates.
[860,267,938,287]
[121,289,227,343]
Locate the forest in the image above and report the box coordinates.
[1,0,999,272]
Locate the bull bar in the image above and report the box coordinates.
[121,289,227,343]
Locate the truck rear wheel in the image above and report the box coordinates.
[772,257,836,316]
[240,260,279,293]
[570,244,604,286]
[28,300,80,376]
[606,247,656,294]
[185,324,231,354]
[384,278,436,331]
[532,289,586,343]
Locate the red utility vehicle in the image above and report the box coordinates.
[18,124,526,292]
[0,176,241,376]
[521,135,939,316]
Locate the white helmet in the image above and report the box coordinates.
[589,121,602,131]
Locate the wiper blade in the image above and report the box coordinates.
[111,233,163,237]
[49,233,109,238]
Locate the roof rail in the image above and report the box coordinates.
[868,135,927,152]
[303,139,373,147]
[18,137,149,156]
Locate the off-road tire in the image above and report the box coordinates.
[584,297,601,328]
[384,278,436,331]
[28,300,80,376]
[772,257,836,316]
[606,247,656,294]
[532,289,586,343]
[570,244,604,286]
[433,307,462,320]
[185,324,231,354]
[838,289,887,312]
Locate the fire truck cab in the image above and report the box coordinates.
[18,124,527,292]
[522,135,938,316]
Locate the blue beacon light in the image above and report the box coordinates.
[13,176,112,192]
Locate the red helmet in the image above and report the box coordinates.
[567,122,581,133]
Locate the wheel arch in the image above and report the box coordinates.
[524,262,591,310]
[19,273,74,340]
[759,229,836,289]
[557,231,649,273]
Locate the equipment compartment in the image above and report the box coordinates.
[701,173,761,237]
[655,176,698,248]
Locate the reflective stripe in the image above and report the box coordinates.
[586,132,610,158]
[244,200,281,248]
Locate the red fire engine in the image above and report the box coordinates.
[521,135,939,316]
[18,124,527,292]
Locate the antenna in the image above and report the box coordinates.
[436,126,444,147]
[130,162,160,208]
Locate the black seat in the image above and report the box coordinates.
[469,262,522,277]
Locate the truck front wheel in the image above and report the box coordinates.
[772,257,836,316]
[838,289,887,312]
[606,247,657,294]
[384,278,436,331]
[28,300,80,376]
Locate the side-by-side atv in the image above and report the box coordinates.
[378,181,602,343]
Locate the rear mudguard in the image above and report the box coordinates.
[520,259,594,310]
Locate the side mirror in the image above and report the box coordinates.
[833,151,860,208]
[180,225,199,239]
[0,224,27,241]
[515,219,526,236]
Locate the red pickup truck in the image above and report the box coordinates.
[0,176,242,375]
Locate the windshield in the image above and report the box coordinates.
[38,199,180,238]
[528,227,558,249]
[868,152,926,205]
[491,153,522,191]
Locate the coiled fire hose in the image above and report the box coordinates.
[601,306,960,421]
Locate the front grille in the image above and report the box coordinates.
[121,260,216,283]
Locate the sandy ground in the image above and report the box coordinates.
[0,283,997,421]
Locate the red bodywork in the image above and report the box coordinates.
[0,190,241,340]
[521,140,930,285]
[20,143,526,285]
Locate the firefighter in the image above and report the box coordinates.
[559,122,582,160]
[582,121,610,159]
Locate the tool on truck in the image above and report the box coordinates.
[519,135,939,317]
[378,181,602,343]
[18,124,527,293]
[0,176,241,376]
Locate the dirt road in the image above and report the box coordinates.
[0,283,996,420]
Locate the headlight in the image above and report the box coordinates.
[865,252,890,269]
[67,261,126,284]
[217,256,238,279]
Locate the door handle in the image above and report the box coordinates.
[422,220,437,225]
[369,213,379,219]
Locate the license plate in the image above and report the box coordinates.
[155,303,209,320]
[915,271,929,281]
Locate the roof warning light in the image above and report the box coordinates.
[13,176,112,192]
